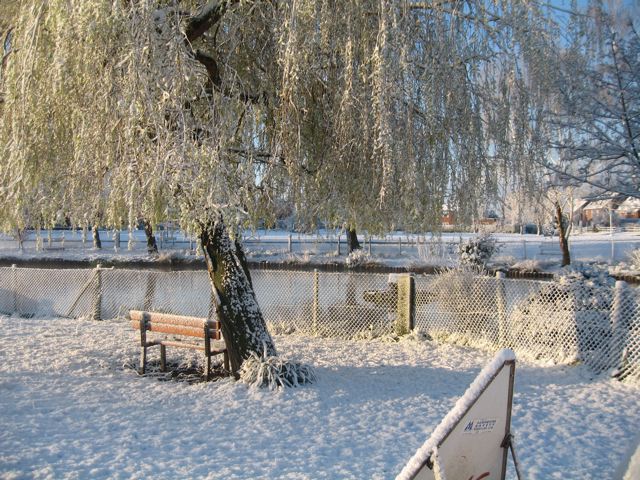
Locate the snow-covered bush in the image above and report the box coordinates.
[352,323,397,341]
[429,266,497,337]
[266,321,296,335]
[239,353,316,389]
[510,259,543,273]
[554,263,615,311]
[403,329,432,343]
[509,263,615,364]
[554,262,615,288]
[627,249,640,269]
[457,234,498,266]
[345,249,373,267]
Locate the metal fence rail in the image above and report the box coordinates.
[0,266,637,385]
[3,228,640,264]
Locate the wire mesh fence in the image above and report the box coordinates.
[0,265,637,385]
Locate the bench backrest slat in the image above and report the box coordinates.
[130,321,208,339]
[129,310,221,340]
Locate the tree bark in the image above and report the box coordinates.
[555,202,571,266]
[200,216,276,375]
[92,225,101,249]
[346,226,361,253]
[143,220,158,253]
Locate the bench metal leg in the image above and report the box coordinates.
[139,318,147,375]
[160,345,167,372]
[139,346,147,375]
[204,323,211,380]
[223,351,230,372]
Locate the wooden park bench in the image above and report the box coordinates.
[129,310,229,380]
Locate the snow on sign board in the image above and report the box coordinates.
[397,349,517,480]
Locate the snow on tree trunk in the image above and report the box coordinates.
[92,225,102,249]
[143,220,158,253]
[200,216,276,375]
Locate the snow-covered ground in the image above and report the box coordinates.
[1,316,638,479]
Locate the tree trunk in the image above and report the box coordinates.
[346,226,361,253]
[15,228,24,251]
[200,216,276,375]
[234,236,253,290]
[555,202,571,266]
[143,220,158,253]
[92,225,101,249]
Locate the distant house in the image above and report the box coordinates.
[580,195,626,226]
[478,217,498,226]
[442,212,455,226]
[617,197,640,220]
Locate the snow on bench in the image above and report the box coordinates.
[129,310,229,380]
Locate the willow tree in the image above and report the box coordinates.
[276,1,560,245]
[1,0,283,374]
[1,1,559,373]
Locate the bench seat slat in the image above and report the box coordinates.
[131,321,222,339]
[158,340,226,354]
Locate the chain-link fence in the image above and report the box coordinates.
[0,265,637,385]
[414,272,639,383]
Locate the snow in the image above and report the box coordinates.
[1,317,638,479]
[2,229,640,272]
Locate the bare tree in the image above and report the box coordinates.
[547,8,640,198]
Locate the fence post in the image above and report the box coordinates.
[398,237,402,255]
[496,271,507,345]
[610,280,631,374]
[337,235,341,256]
[312,269,319,335]
[114,230,121,251]
[610,237,615,263]
[93,264,103,321]
[11,264,18,314]
[523,239,527,260]
[368,235,372,255]
[288,234,292,254]
[396,274,415,335]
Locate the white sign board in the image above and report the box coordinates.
[397,349,516,480]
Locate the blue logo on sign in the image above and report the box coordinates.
[464,421,474,432]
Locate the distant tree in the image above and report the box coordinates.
[546,7,640,199]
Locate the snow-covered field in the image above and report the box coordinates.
[1,316,638,479]
[2,229,640,270]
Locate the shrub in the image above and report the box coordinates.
[457,234,498,266]
[345,249,373,267]
[239,353,317,389]
[627,249,640,269]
